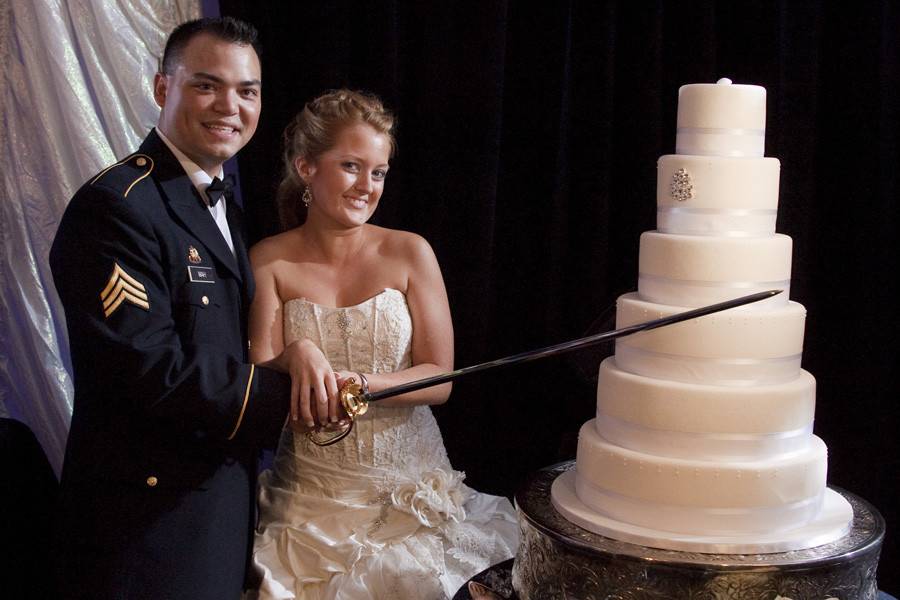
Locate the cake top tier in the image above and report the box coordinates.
[678,78,767,130]
[676,78,768,157]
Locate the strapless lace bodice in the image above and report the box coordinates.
[252,289,518,600]
[277,288,450,471]
[283,287,412,376]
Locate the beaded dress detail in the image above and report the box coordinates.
[251,289,518,599]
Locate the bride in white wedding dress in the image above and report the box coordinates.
[246,90,518,599]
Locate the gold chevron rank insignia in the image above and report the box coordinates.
[100,263,150,317]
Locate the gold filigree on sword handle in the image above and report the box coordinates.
[306,377,369,446]
[340,378,370,419]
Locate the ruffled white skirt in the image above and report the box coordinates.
[249,429,518,599]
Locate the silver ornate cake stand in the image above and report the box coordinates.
[509,462,884,600]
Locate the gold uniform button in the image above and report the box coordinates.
[146,476,158,487]
[136,157,147,167]
[201,295,209,306]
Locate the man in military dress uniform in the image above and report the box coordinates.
[50,17,323,599]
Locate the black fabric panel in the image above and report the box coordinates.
[0,419,58,599]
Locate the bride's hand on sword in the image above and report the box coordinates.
[270,338,342,428]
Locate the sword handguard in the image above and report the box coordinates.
[339,377,369,420]
[304,377,368,447]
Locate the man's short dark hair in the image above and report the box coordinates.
[160,16,261,74]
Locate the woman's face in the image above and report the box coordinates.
[298,123,391,228]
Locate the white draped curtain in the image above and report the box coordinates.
[0,0,201,474]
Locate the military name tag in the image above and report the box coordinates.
[187,266,215,284]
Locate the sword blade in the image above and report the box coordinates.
[365,289,782,403]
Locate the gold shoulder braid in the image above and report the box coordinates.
[90,154,154,198]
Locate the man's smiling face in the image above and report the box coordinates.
[154,32,261,175]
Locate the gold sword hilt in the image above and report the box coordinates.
[306,377,370,446]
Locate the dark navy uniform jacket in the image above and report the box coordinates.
[50,129,290,599]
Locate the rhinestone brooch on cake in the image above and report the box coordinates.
[671,168,694,201]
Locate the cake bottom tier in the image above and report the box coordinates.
[513,463,883,600]
[555,469,853,554]
[575,420,835,537]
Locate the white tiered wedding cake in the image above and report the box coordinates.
[551,78,854,554]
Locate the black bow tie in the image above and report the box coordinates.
[205,176,231,207]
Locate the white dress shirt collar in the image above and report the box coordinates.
[155,127,235,255]
[155,127,224,198]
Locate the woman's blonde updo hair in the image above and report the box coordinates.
[276,89,396,230]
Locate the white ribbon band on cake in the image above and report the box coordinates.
[657,207,778,237]
[638,274,791,308]
[614,344,803,386]
[595,413,814,461]
[675,127,765,157]
[574,474,824,535]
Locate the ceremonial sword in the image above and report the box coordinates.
[310,289,782,445]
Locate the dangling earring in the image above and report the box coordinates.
[302,186,312,208]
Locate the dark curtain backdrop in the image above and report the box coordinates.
[221,0,899,590]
